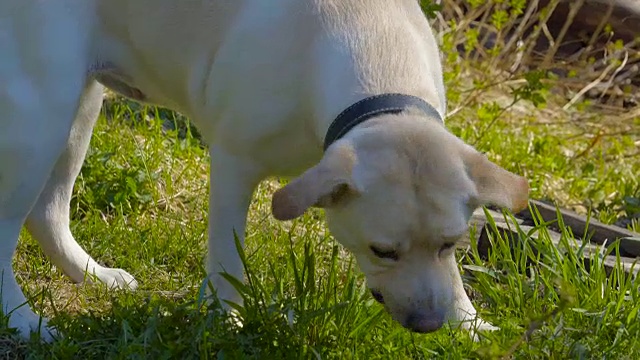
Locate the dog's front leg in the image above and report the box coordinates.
[206,146,262,312]
[444,255,498,339]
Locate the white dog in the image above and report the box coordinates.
[0,0,529,341]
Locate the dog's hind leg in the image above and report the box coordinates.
[0,83,90,343]
[24,81,138,290]
[0,1,105,340]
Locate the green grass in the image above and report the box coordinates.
[2,95,637,359]
[2,2,640,359]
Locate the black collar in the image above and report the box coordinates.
[323,93,443,151]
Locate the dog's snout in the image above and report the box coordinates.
[370,289,385,304]
[405,311,444,333]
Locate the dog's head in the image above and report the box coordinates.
[271,114,528,333]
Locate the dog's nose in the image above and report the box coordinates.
[405,311,444,333]
[370,289,384,304]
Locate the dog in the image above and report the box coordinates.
[0,0,529,341]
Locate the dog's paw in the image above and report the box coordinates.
[92,267,138,290]
[225,308,245,328]
[465,318,499,342]
[475,320,499,332]
[8,307,57,342]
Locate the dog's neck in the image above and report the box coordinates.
[306,0,447,150]
[323,94,444,151]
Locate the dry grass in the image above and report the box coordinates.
[433,0,639,111]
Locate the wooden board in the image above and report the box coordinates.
[465,201,640,276]
[517,200,640,257]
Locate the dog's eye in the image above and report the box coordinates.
[370,246,399,261]
[439,242,455,254]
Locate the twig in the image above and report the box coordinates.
[499,0,540,69]
[563,62,618,110]
[581,0,616,63]
[588,38,640,72]
[509,0,561,65]
[621,108,640,122]
[572,132,603,159]
[542,0,586,67]
[598,51,630,102]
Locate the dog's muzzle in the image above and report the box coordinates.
[405,311,445,333]
[370,289,445,333]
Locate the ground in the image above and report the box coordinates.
[1,2,639,359]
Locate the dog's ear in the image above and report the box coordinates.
[271,143,358,221]
[463,149,529,212]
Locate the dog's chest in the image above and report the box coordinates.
[200,100,323,176]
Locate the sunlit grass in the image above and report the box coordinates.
[2,1,639,358]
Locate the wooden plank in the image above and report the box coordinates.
[469,208,524,228]
[477,219,561,259]
[517,200,640,257]
[476,216,640,276]
[463,203,640,276]
[458,208,524,249]
[579,246,640,276]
